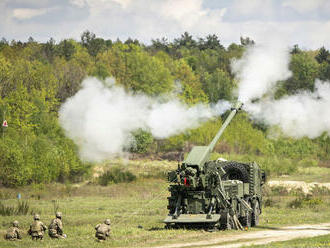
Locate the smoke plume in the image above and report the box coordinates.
[59,77,230,161]
[232,42,292,103]
[246,80,330,138]
[233,42,330,139]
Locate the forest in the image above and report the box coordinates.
[0,31,330,187]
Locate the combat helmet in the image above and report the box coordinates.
[56,212,62,219]
[13,220,19,227]
[104,219,111,225]
[34,214,40,220]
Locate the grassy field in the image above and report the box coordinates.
[0,159,330,247]
[272,167,330,183]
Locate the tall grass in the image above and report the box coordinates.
[0,200,30,216]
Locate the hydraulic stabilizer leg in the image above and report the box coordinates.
[207,197,216,219]
[173,194,182,219]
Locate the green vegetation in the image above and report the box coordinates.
[98,167,137,186]
[0,170,329,247]
[0,32,330,187]
[0,200,30,216]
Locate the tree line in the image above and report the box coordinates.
[0,31,329,187]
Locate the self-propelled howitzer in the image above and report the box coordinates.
[164,102,266,230]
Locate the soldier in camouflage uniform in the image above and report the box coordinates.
[95,219,111,242]
[48,212,66,239]
[28,214,47,240]
[4,221,22,241]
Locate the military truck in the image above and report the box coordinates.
[164,102,266,230]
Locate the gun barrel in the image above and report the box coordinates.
[208,101,243,152]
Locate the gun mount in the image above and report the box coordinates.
[164,102,266,230]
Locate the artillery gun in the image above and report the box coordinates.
[164,102,266,230]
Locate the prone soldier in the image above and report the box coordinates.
[95,219,111,242]
[48,212,66,239]
[4,221,22,241]
[28,214,47,240]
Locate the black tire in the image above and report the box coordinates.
[251,201,260,227]
[221,162,249,183]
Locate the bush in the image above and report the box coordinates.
[0,123,90,187]
[288,195,323,209]
[130,129,153,154]
[98,167,137,186]
[263,197,278,208]
[310,185,330,196]
[297,158,318,167]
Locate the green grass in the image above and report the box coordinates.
[243,234,330,247]
[0,178,329,248]
[0,159,329,247]
[272,167,330,183]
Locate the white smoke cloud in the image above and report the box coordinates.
[232,41,292,103]
[233,40,330,139]
[247,80,330,138]
[59,77,230,162]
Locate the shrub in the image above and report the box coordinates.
[263,197,278,208]
[130,129,153,154]
[99,167,136,186]
[310,185,330,196]
[297,158,318,168]
[288,195,323,209]
[270,186,289,196]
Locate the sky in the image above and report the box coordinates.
[1,0,330,49]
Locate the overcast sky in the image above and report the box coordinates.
[1,0,330,49]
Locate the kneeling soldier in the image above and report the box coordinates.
[95,219,111,242]
[49,212,66,239]
[28,214,47,240]
[4,221,22,241]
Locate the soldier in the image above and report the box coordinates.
[4,221,22,241]
[48,212,66,239]
[28,214,47,240]
[95,219,111,242]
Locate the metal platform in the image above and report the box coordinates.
[164,214,221,224]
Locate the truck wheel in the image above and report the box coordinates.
[251,201,260,227]
[221,162,249,183]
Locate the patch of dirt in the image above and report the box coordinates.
[267,180,330,194]
[152,223,330,248]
